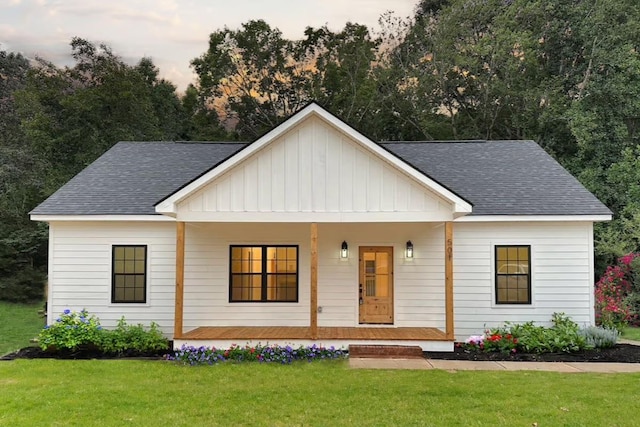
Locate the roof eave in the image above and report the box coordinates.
[31,214,175,222]
[455,214,612,222]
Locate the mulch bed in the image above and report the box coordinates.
[3,343,640,363]
[0,345,171,361]
[425,344,640,363]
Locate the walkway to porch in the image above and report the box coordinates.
[180,326,450,341]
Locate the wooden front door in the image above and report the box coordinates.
[359,246,394,324]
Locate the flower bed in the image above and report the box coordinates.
[456,313,620,357]
[167,343,347,366]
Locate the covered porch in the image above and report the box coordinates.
[172,221,456,351]
[154,104,467,352]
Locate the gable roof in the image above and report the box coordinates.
[30,104,612,219]
[154,103,473,216]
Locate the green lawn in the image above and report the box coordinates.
[1,360,639,426]
[622,326,640,341]
[0,301,45,356]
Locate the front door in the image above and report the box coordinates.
[359,246,394,324]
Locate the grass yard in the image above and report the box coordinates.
[622,326,640,342]
[1,360,639,426]
[0,301,44,356]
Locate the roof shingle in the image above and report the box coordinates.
[31,139,611,217]
[31,141,247,215]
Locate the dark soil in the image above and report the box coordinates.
[425,343,640,363]
[0,344,172,361]
[4,343,640,363]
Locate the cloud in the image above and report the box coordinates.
[0,0,416,91]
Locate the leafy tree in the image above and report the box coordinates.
[0,50,48,301]
[1,39,189,301]
[180,83,232,141]
[303,23,381,135]
[191,20,384,139]
[192,20,313,139]
[18,37,186,188]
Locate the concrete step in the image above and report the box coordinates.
[349,344,424,359]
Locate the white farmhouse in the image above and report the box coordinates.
[31,103,612,351]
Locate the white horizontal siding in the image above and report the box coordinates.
[317,223,445,329]
[452,221,595,339]
[48,221,177,334]
[182,222,447,330]
[48,219,596,342]
[182,223,310,330]
[177,116,453,221]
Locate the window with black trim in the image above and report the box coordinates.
[495,245,531,304]
[230,245,298,302]
[112,245,147,303]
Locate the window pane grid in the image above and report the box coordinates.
[495,245,530,304]
[112,245,146,303]
[230,245,298,302]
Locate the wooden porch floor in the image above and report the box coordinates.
[179,326,450,341]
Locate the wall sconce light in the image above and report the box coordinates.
[406,241,414,258]
[341,241,349,259]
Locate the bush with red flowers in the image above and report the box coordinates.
[595,252,640,331]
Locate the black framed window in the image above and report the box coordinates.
[112,245,147,303]
[495,245,531,304]
[230,245,298,302]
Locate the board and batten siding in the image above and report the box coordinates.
[47,222,177,333]
[452,221,595,339]
[176,115,453,222]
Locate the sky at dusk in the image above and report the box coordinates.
[0,0,417,91]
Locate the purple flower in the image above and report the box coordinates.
[63,309,71,315]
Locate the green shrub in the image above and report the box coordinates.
[579,326,619,349]
[100,317,169,355]
[40,310,169,355]
[508,313,587,353]
[38,309,103,351]
[595,253,639,330]
[462,313,592,354]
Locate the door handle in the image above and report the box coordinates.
[359,284,363,305]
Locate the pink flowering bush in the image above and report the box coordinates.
[595,252,640,331]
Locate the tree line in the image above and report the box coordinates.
[1,0,639,301]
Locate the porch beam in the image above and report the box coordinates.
[310,222,318,339]
[174,221,185,339]
[445,221,454,340]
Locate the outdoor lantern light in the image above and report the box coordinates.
[341,241,349,259]
[406,241,414,258]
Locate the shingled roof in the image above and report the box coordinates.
[31,139,611,217]
[31,141,248,215]
[381,140,611,216]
